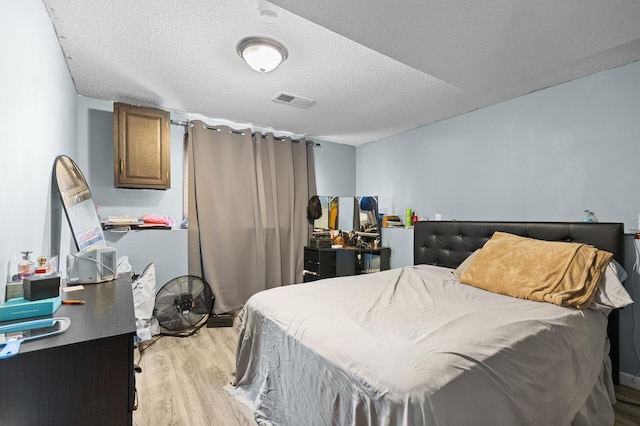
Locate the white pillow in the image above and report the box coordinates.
[453,250,479,280]
[610,258,628,282]
[590,261,633,311]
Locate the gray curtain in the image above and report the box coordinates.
[187,120,316,313]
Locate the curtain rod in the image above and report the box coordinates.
[201,123,321,147]
[170,119,190,128]
[170,120,320,147]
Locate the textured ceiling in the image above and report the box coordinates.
[42,0,640,145]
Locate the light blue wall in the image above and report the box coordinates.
[313,140,356,196]
[0,0,78,301]
[357,61,640,228]
[356,60,640,379]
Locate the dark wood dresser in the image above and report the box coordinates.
[0,276,136,426]
[303,246,391,282]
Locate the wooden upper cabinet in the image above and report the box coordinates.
[114,102,170,189]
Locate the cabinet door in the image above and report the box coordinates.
[114,102,170,189]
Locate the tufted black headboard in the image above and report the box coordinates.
[413,220,625,384]
[414,221,624,268]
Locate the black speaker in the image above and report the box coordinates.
[23,276,60,301]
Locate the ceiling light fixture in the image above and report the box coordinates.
[237,37,288,73]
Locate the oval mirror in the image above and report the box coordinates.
[53,155,106,250]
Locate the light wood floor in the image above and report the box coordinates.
[615,385,640,426]
[133,323,254,426]
[133,325,640,425]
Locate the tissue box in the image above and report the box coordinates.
[0,296,62,322]
[23,275,61,301]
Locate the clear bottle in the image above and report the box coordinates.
[581,210,598,223]
[18,251,35,280]
[35,256,48,275]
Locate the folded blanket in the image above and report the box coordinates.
[459,232,612,309]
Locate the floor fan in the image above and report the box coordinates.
[154,275,214,335]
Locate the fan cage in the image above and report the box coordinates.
[154,275,214,332]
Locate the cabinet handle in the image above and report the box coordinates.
[119,159,124,175]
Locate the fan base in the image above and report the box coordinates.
[207,314,234,328]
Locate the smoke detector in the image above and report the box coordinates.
[258,1,279,24]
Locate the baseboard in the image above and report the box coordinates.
[620,372,640,390]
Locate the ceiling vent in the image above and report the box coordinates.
[272,92,315,108]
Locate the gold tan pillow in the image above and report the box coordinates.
[459,232,612,309]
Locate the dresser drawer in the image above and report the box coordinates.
[304,259,321,274]
[303,272,320,282]
[304,248,337,278]
[303,247,321,262]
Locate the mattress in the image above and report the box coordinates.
[229,264,615,425]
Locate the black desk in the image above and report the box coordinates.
[303,246,391,282]
[0,277,136,426]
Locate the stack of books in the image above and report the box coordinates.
[382,215,404,228]
[102,216,173,231]
[101,216,143,231]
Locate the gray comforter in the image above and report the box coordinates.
[229,265,615,425]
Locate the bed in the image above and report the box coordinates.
[228,221,631,425]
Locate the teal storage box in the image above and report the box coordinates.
[0,296,62,322]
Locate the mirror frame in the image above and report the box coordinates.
[355,195,380,237]
[53,155,106,251]
[313,195,380,238]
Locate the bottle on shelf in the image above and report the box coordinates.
[581,210,598,223]
[581,210,591,222]
[35,256,48,275]
[406,208,413,227]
